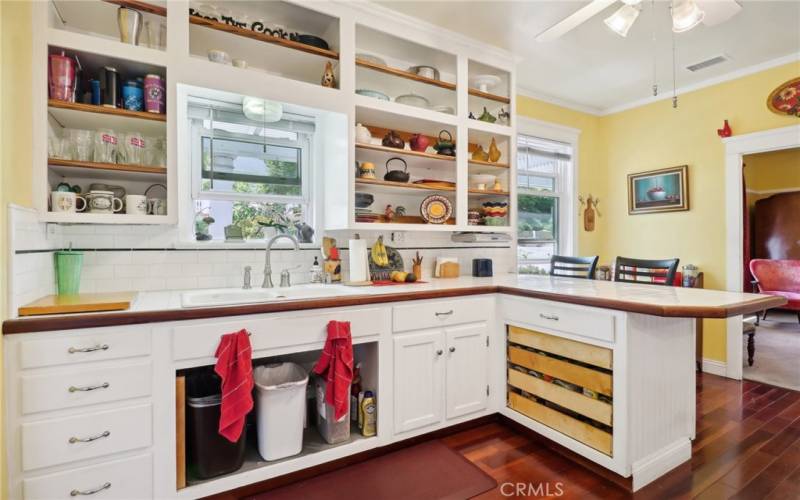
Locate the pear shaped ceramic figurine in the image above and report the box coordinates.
[471,145,489,162]
[321,61,336,88]
[488,137,502,163]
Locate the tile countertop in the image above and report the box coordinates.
[2,274,786,334]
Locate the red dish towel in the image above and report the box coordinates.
[313,321,354,421]
[214,329,254,443]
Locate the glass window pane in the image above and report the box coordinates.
[517,194,558,241]
[196,199,306,241]
[519,174,555,192]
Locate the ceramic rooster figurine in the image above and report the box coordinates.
[717,119,732,138]
[488,137,502,163]
[471,145,489,161]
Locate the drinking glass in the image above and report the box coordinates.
[120,131,145,165]
[93,129,118,163]
[66,129,93,162]
[48,134,72,160]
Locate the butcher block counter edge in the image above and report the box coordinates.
[2,277,785,334]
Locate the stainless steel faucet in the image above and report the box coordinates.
[243,266,252,289]
[262,233,300,288]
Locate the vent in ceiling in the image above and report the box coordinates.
[686,55,730,72]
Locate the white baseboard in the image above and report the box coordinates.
[631,438,692,491]
[701,358,728,377]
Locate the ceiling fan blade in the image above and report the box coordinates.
[535,0,619,42]
[697,0,742,27]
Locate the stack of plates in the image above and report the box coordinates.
[355,208,380,223]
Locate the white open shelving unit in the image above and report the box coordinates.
[33,0,515,231]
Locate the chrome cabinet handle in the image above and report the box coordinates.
[69,431,110,444]
[449,346,456,353]
[435,310,454,317]
[71,482,111,496]
[68,344,109,354]
[436,349,443,356]
[539,313,559,321]
[68,382,110,393]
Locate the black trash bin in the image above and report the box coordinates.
[186,370,247,479]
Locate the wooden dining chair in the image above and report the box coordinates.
[549,255,599,280]
[614,257,680,286]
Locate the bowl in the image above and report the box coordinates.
[207,49,231,65]
[295,34,329,50]
[355,192,374,208]
[647,190,667,201]
[232,59,247,69]
[432,105,455,115]
[469,174,496,189]
[395,93,430,109]
[356,89,390,101]
[356,53,387,66]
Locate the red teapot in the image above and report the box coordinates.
[409,133,430,152]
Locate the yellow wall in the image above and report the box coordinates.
[744,147,800,192]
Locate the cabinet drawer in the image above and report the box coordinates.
[23,453,152,500]
[502,297,615,343]
[22,404,152,471]
[21,362,152,415]
[392,297,493,333]
[19,327,151,369]
[172,307,387,361]
[508,391,612,456]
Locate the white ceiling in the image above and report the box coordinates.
[374,1,800,113]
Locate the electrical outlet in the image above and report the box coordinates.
[390,231,405,244]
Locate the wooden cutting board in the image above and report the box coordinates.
[18,292,137,316]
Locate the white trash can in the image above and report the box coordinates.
[254,363,309,461]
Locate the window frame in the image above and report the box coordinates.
[515,117,580,272]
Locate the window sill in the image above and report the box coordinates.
[174,240,320,250]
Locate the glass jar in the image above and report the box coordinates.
[682,264,699,288]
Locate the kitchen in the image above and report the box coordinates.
[1,1,799,499]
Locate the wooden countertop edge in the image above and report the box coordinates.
[2,286,787,335]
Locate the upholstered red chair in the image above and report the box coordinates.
[749,259,800,324]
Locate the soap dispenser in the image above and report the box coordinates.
[310,256,323,283]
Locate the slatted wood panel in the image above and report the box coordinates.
[508,368,612,426]
[175,376,186,490]
[507,345,613,397]
[508,391,613,456]
[508,326,612,369]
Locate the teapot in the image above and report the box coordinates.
[355,123,372,144]
[409,133,430,152]
[478,107,497,123]
[383,157,410,183]
[381,130,405,149]
[433,130,455,157]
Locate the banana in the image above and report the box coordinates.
[371,236,389,267]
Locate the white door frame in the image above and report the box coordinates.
[723,124,800,379]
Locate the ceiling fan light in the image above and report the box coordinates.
[671,0,705,33]
[604,4,640,37]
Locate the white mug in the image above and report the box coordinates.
[147,198,167,215]
[51,191,86,213]
[125,194,148,215]
[86,190,123,214]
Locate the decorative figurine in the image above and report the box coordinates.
[478,107,497,123]
[321,61,336,88]
[579,195,601,232]
[488,137,502,162]
[471,145,489,161]
[717,119,732,138]
[384,204,396,222]
[194,209,215,241]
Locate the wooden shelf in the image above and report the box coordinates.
[48,158,167,176]
[355,58,456,91]
[469,158,509,169]
[356,178,455,193]
[48,100,166,122]
[102,0,166,16]
[469,188,509,196]
[189,16,339,60]
[358,215,455,226]
[468,88,511,104]
[356,143,455,162]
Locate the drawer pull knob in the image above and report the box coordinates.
[449,346,456,353]
[539,313,560,321]
[71,482,111,496]
[435,310,454,317]
[68,382,110,393]
[68,344,109,354]
[436,349,443,356]
[69,430,110,444]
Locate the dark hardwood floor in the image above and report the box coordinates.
[443,374,800,499]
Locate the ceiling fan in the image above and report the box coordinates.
[536,0,742,41]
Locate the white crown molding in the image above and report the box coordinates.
[516,87,604,116]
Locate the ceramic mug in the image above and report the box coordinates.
[51,191,86,213]
[147,198,167,215]
[86,190,123,214]
[125,194,148,215]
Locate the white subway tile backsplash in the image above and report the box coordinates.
[197,276,227,289]
[166,276,198,290]
[114,264,151,279]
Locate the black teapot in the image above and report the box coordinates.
[381,130,405,149]
[383,157,410,183]
[433,130,455,156]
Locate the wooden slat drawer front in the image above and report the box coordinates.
[508,391,612,456]
[22,404,152,471]
[173,307,387,361]
[21,362,152,415]
[508,369,612,426]
[20,328,151,369]
[23,453,152,500]
[508,326,612,369]
[392,297,493,333]
[503,297,615,343]
[508,346,612,397]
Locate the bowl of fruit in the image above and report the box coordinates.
[646,186,667,201]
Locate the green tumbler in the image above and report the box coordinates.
[55,250,83,295]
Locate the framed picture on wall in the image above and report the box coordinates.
[627,165,689,215]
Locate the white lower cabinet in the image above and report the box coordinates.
[394,322,489,434]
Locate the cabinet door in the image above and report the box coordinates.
[394,330,445,433]
[445,322,489,419]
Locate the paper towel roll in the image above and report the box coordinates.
[349,239,369,282]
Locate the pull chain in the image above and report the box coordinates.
[651,0,658,96]
[671,12,678,109]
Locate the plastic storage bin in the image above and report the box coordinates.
[254,363,309,461]
[186,371,246,479]
[315,376,351,444]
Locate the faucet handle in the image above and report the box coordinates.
[279,265,301,288]
[243,266,252,289]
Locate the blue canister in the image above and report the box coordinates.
[90,79,101,105]
[122,79,143,111]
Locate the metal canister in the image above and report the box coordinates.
[144,74,165,114]
[121,79,143,111]
[100,66,118,108]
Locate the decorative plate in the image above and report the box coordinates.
[767,77,800,117]
[420,195,453,224]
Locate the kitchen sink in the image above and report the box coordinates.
[181,284,362,308]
